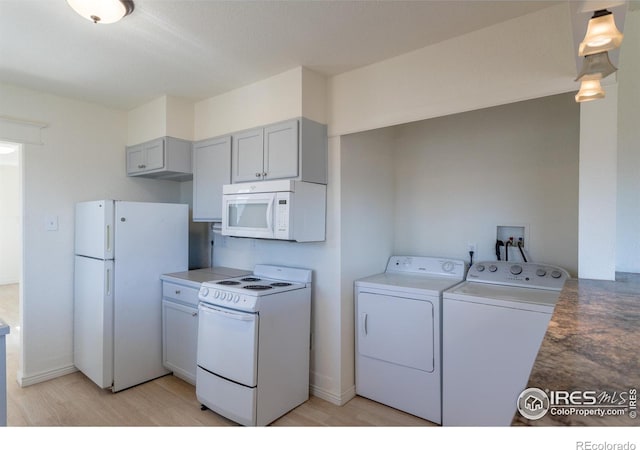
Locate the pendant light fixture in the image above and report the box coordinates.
[575,79,606,103]
[579,9,624,56]
[575,51,618,81]
[66,0,135,24]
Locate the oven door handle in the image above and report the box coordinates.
[199,303,255,321]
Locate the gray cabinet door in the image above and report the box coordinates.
[143,138,165,171]
[264,119,298,180]
[193,136,231,221]
[162,299,198,385]
[126,143,145,174]
[231,128,264,183]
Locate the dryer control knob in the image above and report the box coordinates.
[489,265,498,272]
[510,265,523,275]
[476,264,485,272]
[551,270,562,279]
[536,268,547,277]
[442,261,454,272]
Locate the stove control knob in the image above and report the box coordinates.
[224,293,230,301]
[233,295,240,303]
[551,270,562,279]
[488,265,498,272]
[200,287,209,297]
[214,290,220,299]
[476,264,485,272]
[536,268,547,277]
[510,265,523,275]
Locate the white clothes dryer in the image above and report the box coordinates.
[442,261,569,426]
[355,255,466,424]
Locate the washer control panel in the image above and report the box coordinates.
[386,255,466,278]
[466,261,569,290]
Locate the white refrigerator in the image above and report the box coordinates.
[74,200,188,392]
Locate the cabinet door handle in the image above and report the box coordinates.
[255,172,261,177]
[262,172,267,177]
[138,164,146,169]
[192,312,198,317]
[175,290,181,295]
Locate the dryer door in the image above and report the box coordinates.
[357,291,434,372]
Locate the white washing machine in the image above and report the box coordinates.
[442,260,569,426]
[355,255,466,424]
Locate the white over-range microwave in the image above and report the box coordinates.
[221,180,326,242]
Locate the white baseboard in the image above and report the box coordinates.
[17,365,78,387]
[310,383,356,406]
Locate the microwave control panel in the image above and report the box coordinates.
[275,193,291,237]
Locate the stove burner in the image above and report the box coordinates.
[241,277,261,282]
[243,285,273,291]
[217,280,241,286]
[270,282,292,287]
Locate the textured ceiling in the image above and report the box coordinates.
[0,1,562,111]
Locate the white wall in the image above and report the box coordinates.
[616,9,640,273]
[0,162,20,285]
[327,3,576,138]
[392,93,580,275]
[339,128,395,399]
[0,82,182,385]
[127,95,195,145]
[578,85,618,281]
[194,67,304,140]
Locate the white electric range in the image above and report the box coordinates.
[196,264,312,426]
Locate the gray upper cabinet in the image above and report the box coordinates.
[231,117,327,185]
[192,136,231,222]
[231,128,265,183]
[126,136,192,181]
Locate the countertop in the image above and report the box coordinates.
[160,266,251,288]
[513,273,640,426]
[0,318,8,336]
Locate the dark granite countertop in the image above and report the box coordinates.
[513,273,640,426]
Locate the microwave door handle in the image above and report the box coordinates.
[266,196,274,232]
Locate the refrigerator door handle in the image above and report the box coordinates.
[106,225,111,253]
[106,268,111,296]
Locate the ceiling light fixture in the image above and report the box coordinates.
[66,0,135,24]
[575,79,606,103]
[579,9,624,56]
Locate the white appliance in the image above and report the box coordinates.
[442,261,569,426]
[355,255,466,424]
[221,179,326,242]
[196,264,312,426]
[74,200,188,392]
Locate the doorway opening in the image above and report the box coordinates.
[0,140,23,410]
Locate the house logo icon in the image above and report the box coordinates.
[517,388,550,420]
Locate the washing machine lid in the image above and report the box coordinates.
[356,272,465,296]
[444,281,561,312]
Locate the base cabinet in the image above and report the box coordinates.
[161,282,199,385]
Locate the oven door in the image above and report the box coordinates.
[197,302,258,387]
[222,193,275,239]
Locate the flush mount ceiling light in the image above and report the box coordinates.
[575,79,606,103]
[575,51,618,81]
[579,9,623,56]
[66,0,135,24]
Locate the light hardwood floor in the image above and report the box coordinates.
[0,283,433,427]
